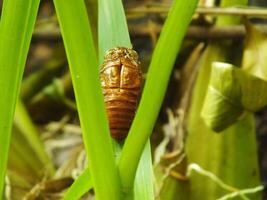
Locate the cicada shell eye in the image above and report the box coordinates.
[104,48,119,61]
[127,49,139,62]
[100,47,142,141]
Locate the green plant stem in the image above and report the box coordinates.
[0,0,40,197]
[119,0,199,193]
[53,0,121,199]
[98,1,155,199]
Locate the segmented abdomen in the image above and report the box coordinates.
[103,88,140,140]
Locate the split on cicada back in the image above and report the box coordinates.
[100,47,142,140]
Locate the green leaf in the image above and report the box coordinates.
[63,168,93,200]
[98,0,154,199]
[133,142,154,200]
[98,0,131,62]
[119,0,198,193]
[53,0,121,199]
[186,1,261,199]
[202,62,267,132]
[0,0,40,196]
[242,22,267,80]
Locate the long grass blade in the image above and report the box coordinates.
[63,168,93,200]
[98,0,131,62]
[119,0,199,192]
[0,0,40,196]
[53,0,121,199]
[133,142,154,200]
[98,0,154,199]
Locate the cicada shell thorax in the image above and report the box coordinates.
[100,47,142,140]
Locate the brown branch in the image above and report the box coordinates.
[126,5,267,17]
[129,24,267,40]
[196,7,267,17]
[32,28,61,42]
[32,24,267,42]
[186,26,246,40]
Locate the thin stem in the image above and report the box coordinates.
[0,0,40,196]
[119,0,199,194]
[53,0,121,199]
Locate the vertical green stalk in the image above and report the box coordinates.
[53,0,121,199]
[119,0,199,193]
[99,0,155,199]
[0,0,40,196]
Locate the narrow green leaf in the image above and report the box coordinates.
[98,1,155,199]
[119,0,198,192]
[0,0,40,196]
[14,99,54,175]
[63,168,92,200]
[98,0,131,62]
[133,142,154,200]
[53,0,121,199]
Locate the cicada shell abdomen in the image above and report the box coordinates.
[100,47,142,140]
